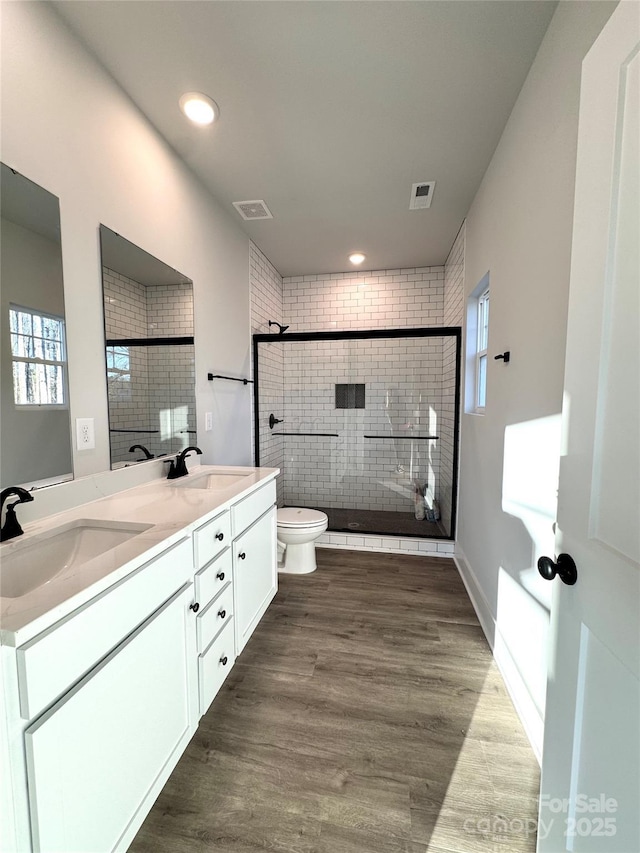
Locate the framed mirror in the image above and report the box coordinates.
[0,164,73,488]
[99,225,196,468]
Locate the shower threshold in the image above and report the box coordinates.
[290,505,447,539]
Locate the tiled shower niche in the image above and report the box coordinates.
[253,329,460,539]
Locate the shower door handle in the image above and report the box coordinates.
[269,414,283,429]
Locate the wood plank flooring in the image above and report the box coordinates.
[129,549,540,853]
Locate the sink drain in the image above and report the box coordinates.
[347,522,360,529]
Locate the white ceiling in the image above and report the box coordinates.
[53,1,557,277]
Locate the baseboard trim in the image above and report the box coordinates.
[453,547,495,647]
[454,546,543,765]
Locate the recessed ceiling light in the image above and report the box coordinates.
[179,92,219,126]
[349,252,366,265]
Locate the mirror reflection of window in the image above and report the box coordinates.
[1,163,73,488]
[106,345,131,400]
[10,305,67,406]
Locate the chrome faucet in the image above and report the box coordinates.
[1,487,34,542]
[165,446,203,479]
[129,444,154,460]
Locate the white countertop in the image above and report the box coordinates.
[0,464,278,645]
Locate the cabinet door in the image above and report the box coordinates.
[233,506,277,654]
[25,585,196,853]
[199,617,235,717]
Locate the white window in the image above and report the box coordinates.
[106,345,131,399]
[10,305,67,406]
[465,273,490,415]
[475,288,489,411]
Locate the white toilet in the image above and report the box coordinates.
[276,507,328,574]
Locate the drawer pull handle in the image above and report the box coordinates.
[238,552,246,560]
[218,609,226,619]
[215,532,224,541]
[220,656,228,666]
[190,602,200,613]
[216,571,225,581]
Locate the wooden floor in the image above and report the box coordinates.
[130,549,540,853]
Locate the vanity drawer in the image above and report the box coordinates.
[195,548,232,608]
[17,537,192,721]
[199,618,235,716]
[194,510,231,570]
[231,480,276,537]
[197,585,233,653]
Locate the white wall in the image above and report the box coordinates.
[456,1,616,758]
[0,2,253,483]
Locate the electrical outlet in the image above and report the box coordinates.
[76,418,95,450]
[205,412,213,432]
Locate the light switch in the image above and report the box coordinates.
[205,412,213,432]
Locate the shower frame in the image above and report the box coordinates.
[252,326,462,540]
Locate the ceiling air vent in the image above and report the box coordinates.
[409,181,436,210]
[232,200,273,221]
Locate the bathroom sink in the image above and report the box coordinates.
[0,519,153,599]
[178,472,253,490]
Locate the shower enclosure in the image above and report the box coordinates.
[253,328,460,539]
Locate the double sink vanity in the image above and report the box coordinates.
[0,463,279,852]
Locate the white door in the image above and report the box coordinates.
[537,4,639,851]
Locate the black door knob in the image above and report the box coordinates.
[218,609,226,619]
[216,571,225,581]
[215,532,224,541]
[537,553,578,586]
[238,552,246,560]
[220,656,228,666]
[190,602,200,613]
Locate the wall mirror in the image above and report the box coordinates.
[99,225,196,468]
[0,163,73,488]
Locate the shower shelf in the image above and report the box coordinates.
[271,432,339,437]
[364,435,439,440]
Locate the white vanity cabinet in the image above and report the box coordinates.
[7,537,199,853]
[0,468,278,853]
[25,584,196,853]
[232,481,277,654]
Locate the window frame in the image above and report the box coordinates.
[106,344,132,401]
[9,304,68,409]
[475,287,490,413]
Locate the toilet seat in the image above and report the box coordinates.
[277,508,327,528]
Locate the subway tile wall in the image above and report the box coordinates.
[282,267,444,332]
[249,242,285,506]
[103,269,195,464]
[440,223,465,533]
[104,268,150,462]
[282,336,444,514]
[145,283,194,337]
[249,250,466,554]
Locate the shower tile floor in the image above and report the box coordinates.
[294,505,446,538]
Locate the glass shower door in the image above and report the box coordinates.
[254,329,459,539]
